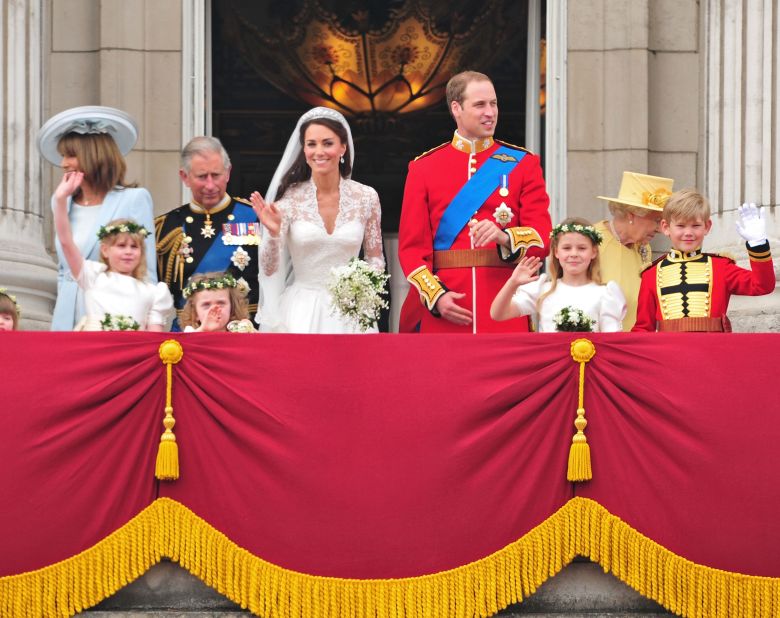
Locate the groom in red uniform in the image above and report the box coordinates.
[398,70,552,333]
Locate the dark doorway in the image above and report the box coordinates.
[211,1,541,232]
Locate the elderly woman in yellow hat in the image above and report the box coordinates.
[595,172,674,330]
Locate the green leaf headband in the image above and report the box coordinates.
[182,273,238,299]
[0,287,21,317]
[97,222,150,240]
[550,223,603,245]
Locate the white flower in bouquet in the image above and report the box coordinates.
[552,306,595,332]
[327,258,390,332]
[100,313,140,331]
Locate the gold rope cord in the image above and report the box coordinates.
[156,340,184,481]
[567,338,596,482]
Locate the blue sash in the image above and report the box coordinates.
[433,146,525,250]
[192,202,256,276]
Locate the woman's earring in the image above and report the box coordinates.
[340,156,345,164]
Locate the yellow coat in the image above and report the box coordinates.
[594,220,651,330]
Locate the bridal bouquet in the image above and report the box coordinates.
[552,306,595,332]
[100,313,140,331]
[328,258,390,332]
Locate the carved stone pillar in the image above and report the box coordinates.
[703,0,780,331]
[0,0,57,329]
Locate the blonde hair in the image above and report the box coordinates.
[57,132,136,197]
[663,189,711,223]
[179,271,249,329]
[537,217,603,313]
[0,292,19,330]
[99,218,148,280]
[446,70,492,117]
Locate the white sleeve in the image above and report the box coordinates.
[599,280,627,332]
[362,187,385,272]
[77,260,107,291]
[147,282,174,326]
[510,274,547,318]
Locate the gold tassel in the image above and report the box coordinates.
[567,338,596,482]
[156,339,184,481]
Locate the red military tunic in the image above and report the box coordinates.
[398,133,551,333]
[632,243,775,332]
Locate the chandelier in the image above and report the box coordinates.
[222,0,520,119]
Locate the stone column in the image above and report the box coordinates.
[0,0,58,330]
[703,0,780,331]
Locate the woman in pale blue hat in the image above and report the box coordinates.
[38,106,157,330]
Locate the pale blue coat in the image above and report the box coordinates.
[51,187,157,331]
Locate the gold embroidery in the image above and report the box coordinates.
[657,263,682,287]
[505,227,543,258]
[684,262,710,285]
[407,266,446,310]
[686,292,710,317]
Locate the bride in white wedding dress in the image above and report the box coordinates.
[250,107,385,333]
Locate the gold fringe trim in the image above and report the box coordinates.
[1,497,778,618]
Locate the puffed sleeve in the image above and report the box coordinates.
[77,260,107,291]
[510,274,547,319]
[147,282,174,327]
[126,188,158,283]
[599,281,627,332]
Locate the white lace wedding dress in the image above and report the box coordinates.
[260,178,385,333]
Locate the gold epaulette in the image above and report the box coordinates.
[407,265,446,310]
[641,254,665,273]
[234,196,252,206]
[505,226,544,259]
[413,142,448,161]
[495,139,533,155]
[710,251,737,263]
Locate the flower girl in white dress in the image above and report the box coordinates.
[250,107,385,333]
[53,171,173,331]
[491,218,626,332]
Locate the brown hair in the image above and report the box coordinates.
[662,189,711,224]
[276,118,352,200]
[57,132,136,197]
[537,217,603,313]
[446,71,493,117]
[98,218,148,280]
[178,271,249,330]
[0,292,19,330]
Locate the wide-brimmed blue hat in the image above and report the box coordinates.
[37,105,138,165]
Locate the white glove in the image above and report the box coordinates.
[735,202,767,246]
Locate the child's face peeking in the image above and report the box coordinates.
[554,232,598,279]
[100,233,142,275]
[194,288,232,331]
[661,216,712,253]
[0,312,14,331]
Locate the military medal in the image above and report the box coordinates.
[230,247,251,271]
[222,222,261,246]
[499,174,509,197]
[493,203,513,227]
[201,211,216,238]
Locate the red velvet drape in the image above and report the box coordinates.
[1,332,777,579]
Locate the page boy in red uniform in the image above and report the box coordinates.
[398,71,551,333]
[632,190,774,332]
